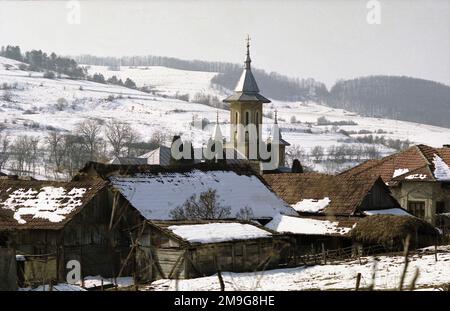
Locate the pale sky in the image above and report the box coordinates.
[0,0,449,87]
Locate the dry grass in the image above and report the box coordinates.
[350,215,439,249]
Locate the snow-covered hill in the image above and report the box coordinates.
[2,56,450,178]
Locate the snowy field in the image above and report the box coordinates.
[147,245,450,291]
[2,57,450,175]
[86,65,223,98]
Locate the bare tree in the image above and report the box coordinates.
[310,146,324,163]
[170,188,231,220]
[286,145,306,166]
[104,120,134,157]
[10,135,39,174]
[45,132,65,174]
[105,120,139,156]
[75,118,103,161]
[236,206,254,220]
[0,132,10,170]
[61,134,89,177]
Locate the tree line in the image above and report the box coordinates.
[326,76,450,128]
[1,45,86,78]
[0,119,168,179]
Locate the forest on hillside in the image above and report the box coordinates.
[326,76,450,128]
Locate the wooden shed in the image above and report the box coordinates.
[134,220,293,282]
[0,247,17,291]
[0,178,142,286]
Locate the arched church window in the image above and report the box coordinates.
[245,111,249,125]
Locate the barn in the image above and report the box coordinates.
[134,220,293,282]
[262,172,414,252]
[75,162,298,281]
[0,178,142,286]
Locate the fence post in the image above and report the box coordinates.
[311,244,316,264]
[355,273,361,291]
[321,243,326,265]
[434,244,438,262]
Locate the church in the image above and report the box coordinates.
[110,38,290,172]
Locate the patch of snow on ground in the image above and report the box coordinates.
[291,197,330,213]
[432,154,450,181]
[76,276,134,289]
[393,168,410,178]
[19,284,86,291]
[148,246,450,291]
[167,223,272,244]
[363,208,412,216]
[265,213,350,235]
[0,187,87,224]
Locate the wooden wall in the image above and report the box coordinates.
[0,248,17,291]
[135,224,293,282]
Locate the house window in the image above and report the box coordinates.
[436,201,446,214]
[245,111,250,125]
[408,201,426,219]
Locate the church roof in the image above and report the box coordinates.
[223,38,270,104]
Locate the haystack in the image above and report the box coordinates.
[350,215,440,250]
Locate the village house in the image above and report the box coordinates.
[339,144,450,232]
[263,172,440,250]
[263,172,407,219]
[75,161,299,280]
[0,178,142,286]
[134,219,292,282]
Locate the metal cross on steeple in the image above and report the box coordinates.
[245,34,252,69]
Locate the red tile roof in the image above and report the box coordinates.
[339,145,450,184]
[263,173,393,216]
[0,179,107,230]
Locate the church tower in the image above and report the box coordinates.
[223,36,270,159]
[268,110,291,168]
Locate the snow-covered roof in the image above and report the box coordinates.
[291,197,330,213]
[0,180,106,229]
[167,222,272,244]
[110,169,296,220]
[432,154,450,181]
[265,213,351,236]
[393,168,409,178]
[363,208,412,216]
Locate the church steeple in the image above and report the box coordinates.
[212,110,223,142]
[223,36,271,161]
[268,109,290,168]
[223,36,270,103]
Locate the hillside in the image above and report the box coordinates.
[326,76,450,128]
[2,55,450,179]
[75,54,328,102]
[76,55,450,129]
